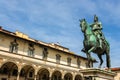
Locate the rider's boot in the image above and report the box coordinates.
[99,39,102,49]
[81,48,86,53]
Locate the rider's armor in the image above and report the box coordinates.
[90,15,104,48]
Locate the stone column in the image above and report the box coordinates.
[61,77,64,80]
[34,75,37,80]
[49,68,54,80]
[72,73,75,80]
[49,77,51,80]
[34,69,38,80]
[8,72,10,80]
[61,71,65,80]
[17,71,20,80]
[0,59,2,67]
[17,66,22,80]
[80,73,84,80]
[49,72,52,80]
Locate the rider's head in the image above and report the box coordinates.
[94,15,98,22]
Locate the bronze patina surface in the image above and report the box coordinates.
[79,15,111,69]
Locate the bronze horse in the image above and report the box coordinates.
[80,19,111,69]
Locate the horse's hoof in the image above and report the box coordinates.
[108,68,111,72]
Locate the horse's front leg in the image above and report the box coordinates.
[86,53,90,67]
[88,46,96,53]
[86,52,92,68]
[88,46,96,67]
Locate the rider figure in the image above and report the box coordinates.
[90,15,104,49]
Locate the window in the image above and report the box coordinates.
[42,48,48,60]
[20,69,25,77]
[53,75,57,80]
[85,77,90,80]
[56,54,61,64]
[41,73,49,80]
[9,39,18,53]
[67,57,71,66]
[1,78,7,80]
[29,71,33,77]
[2,67,8,74]
[42,74,47,80]
[28,43,35,57]
[12,69,18,76]
[77,58,81,68]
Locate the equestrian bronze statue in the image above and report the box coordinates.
[79,15,111,69]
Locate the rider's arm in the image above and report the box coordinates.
[99,22,103,30]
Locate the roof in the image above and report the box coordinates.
[111,67,120,71]
[0,26,89,60]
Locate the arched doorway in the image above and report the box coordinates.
[75,75,82,80]
[51,71,62,80]
[20,65,34,80]
[0,62,18,80]
[37,68,49,80]
[64,73,73,80]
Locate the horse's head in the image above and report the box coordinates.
[79,18,87,32]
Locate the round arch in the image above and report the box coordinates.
[38,66,51,73]
[0,62,18,80]
[51,70,62,80]
[20,65,35,80]
[75,74,82,80]
[0,60,18,68]
[37,68,50,80]
[64,73,73,80]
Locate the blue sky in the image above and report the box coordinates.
[0,0,120,68]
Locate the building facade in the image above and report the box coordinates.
[111,68,120,80]
[0,27,89,80]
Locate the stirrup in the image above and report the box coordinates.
[81,48,86,53]
[99,45,102,49]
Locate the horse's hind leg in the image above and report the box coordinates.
[87,47,96,67]
[98,54,103,68]
[106,45,111,70]
[86,52,91,68]
[106,52,111,69]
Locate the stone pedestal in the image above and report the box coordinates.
[79,68,116,80]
